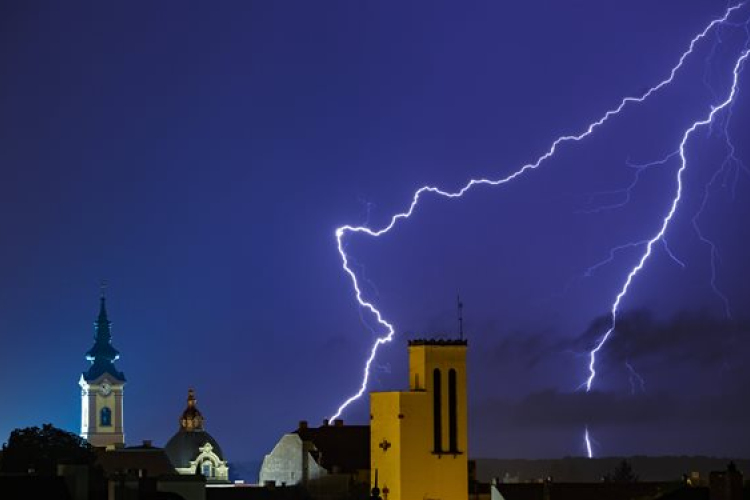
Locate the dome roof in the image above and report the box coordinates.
[164,388,225,469]
[164,429,225,469]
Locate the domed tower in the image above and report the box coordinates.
[180,388,204,431]
[79,294,126,447]
[165,389,229,482]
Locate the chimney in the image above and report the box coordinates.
[299,420,308,430]
[323,419,329,426]
[334,419,344,427]
[142,440,152,448]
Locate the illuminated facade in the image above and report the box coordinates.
[165,389,229,482]
[80,296,126,448]
[259,419,370,497]
[371,339,468,500]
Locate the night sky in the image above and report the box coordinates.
[2,1,749,473]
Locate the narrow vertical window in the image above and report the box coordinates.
[433,368,442,453]
[449,369,458,452]
[202,461,212,477]
[101,407,112,427]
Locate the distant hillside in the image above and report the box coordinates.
[474,456,750,483]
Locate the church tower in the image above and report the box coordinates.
[371,339,468,500]
[79,295,126,447]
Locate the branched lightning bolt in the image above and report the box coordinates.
[688,13,750,318]
[584,49,750,398]
[584,238,685,279]
[583,14,750,406]
[625,360,647,395]
[583,44,747,454]
[691,168,734,318]
[584,240,648,278]
[577,153,679,215]
[329,4,745,423]
[661,238,687,269]
[579,152,687,284]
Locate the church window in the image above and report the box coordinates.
[449,368,458,452]
[202,461,213,477]
[433,368,442,453]
[101,407,112,427]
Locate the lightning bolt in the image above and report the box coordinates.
[688,14,750,318]
[583,238,684,280]
[584,46,749,397]
[691,168,734,318]
[329,4,746,425]
[586,53,750,397]
[577,153,678,215]
[578,15,750,377]
[625,360,646,395]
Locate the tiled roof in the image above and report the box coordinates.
[295,424,369,473]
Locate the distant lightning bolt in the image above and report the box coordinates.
[584,240,649,278]
[661,238,686,270]
[577,152,687,289]
[579,160,643,213]
[578,153,679,215]
[691,168,734,318]
[584,427,593,458]
[688,14,750,318]
[584,238,684,280]
[625,360,646,395]
[694,97,748,317]
[329,4,745,423]
[584,49,750,395]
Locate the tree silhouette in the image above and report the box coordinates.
[604,459,638,483]
[0,424,96,475]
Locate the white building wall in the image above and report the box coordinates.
[259,433,327,486]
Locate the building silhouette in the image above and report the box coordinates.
[709,462,744,500]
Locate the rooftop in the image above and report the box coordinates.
[408,338,468,346]
[294,420,369,474]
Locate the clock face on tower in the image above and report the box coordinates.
[100,383,112,396]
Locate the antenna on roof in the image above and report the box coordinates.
[99,279,108,298]
[457,294,464,340]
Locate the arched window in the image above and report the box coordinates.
[449,369,458,453]
[100,407,112,427]
[433,368,442,453]
[202,461,213,477]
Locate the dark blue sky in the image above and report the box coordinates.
[1,1,749,470]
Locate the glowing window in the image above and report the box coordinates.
[202,461,213,477]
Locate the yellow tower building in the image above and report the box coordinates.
[371,339,468,500]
